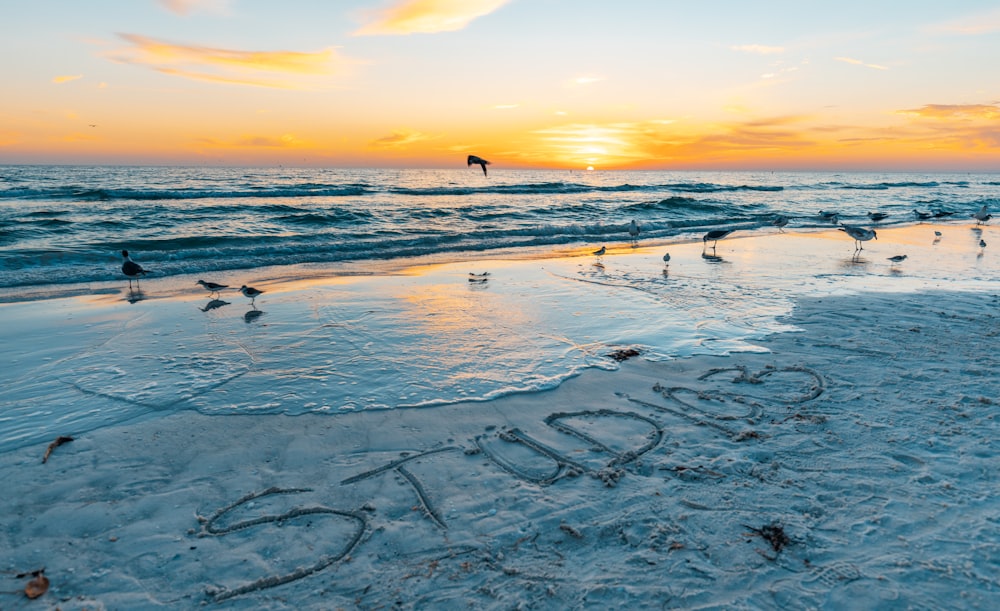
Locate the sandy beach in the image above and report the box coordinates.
[1,225,998,609]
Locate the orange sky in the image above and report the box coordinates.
[2,1,999,171]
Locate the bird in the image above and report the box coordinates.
[932,209,955,218]
[818,210,839,224]
[662,252,671,265]
[197,279,228,298]
[121,250,150,288]
[467,155,490,177]
[239,285,264,305]
[980,239,987,249]
[839,224,877,250]
[913,209,932,220]
[887,255,907,264]
[628,219,641,243]
[867,211,889,223]
[973,205,992,225]
[772,215,789,232]
[592,246,606,256]
[703,229,734,250]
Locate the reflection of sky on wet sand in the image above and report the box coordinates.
[1,225,996,454]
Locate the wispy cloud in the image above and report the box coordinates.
[370,129,434,148]
[897,103,1000,120]
[194,133,309,149]
[52,75,84,84]
[835,56,888,70]
[930,8,1000,35]
[569,75,604,86]
[158,0,232,16]
[732,44,785,55]
[355,0,510,35]
[107,33,348,89]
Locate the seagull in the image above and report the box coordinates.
[818,210,839,224]
[867,211,889,223]
[197,279,228,298]
[913,209,932,220]
[887,255,907,264]
[467,155,490,177]
[628,219,641,244]
[839,224,877,250]
[592,246,606,256]
[239,285,264,305]
[973,205,992,225]
[772,215,789,232]
[703,229,734,250]
[121,250,150,288]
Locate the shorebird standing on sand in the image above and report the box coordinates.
[240,285,264,306]
[973,205,992,225]
[839,224,877,251]
[628,219,640,244]
[197,279,228,298]
[868,211,889,223]
[703,229,734,251]
[887,254,907,265]
[772,215,789,232]
[592,245,606,256]
[662,252,670,266]
[121,250,150,289]
[467,155,490,177]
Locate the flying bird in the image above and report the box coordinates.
[703,229,734,250]
[467,155,490,176]
[839,224,877,250]
[121,250,150,288]
[197,279,228,298]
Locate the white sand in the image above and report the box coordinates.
[1,226,999,609]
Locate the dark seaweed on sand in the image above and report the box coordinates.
[745,522,791,553]
[607,348,641,362]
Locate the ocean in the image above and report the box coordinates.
[1,165,996,294]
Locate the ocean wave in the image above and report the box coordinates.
[0,184,373,201]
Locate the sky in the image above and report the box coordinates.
[1,0,999,171]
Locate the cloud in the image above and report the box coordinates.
[52,75,83,84]
[570,75,604,86]
[930,8,1000,35]
[194,133,309,149]
[158,0,232,16]
[355,0,510,35]
[107,33,347,88]
[732,44,785,55]
[835,57,888,70]
[897,104,1000,120]
[370,129,434,148]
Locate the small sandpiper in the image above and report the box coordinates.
[197,279,228,298]
[239,285,264,305]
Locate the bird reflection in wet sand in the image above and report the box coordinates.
[126,288,146,304]
[200,299,230,312]
[244,309,265,323]
[701,251,724,262]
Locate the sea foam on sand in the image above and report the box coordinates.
[0,226,998,609]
